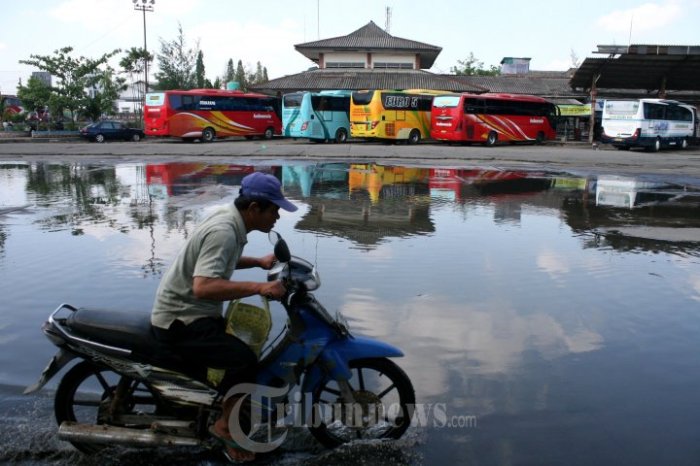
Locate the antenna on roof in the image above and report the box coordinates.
[385,6,392,33]
[317,0,320,39]
[628,14,634,50]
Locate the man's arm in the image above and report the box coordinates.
[192,276,285,301]
[237,253,276,270]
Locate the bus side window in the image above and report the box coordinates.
[230,97,244,111]
[418,96,433,112]
[464,99,478,114]
[169,94,182,111]
[181,96,196,111]
[644,103,665,120]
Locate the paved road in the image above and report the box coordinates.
[2,139,700,178]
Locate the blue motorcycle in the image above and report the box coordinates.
[25,231,415,456]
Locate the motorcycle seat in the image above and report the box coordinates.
[67,308,153,350]
[66,308,188,370]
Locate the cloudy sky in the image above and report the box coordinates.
[1,0,698,93]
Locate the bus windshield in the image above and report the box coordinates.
[433,95,460,108]
[604,101,639,117]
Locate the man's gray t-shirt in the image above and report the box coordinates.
[151,204,247,329]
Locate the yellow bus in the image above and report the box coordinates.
[350,89,445,144]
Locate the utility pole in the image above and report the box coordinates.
[132,0,155,95]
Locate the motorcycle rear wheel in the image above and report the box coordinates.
[54,361,161,454]
[308,357,415,448]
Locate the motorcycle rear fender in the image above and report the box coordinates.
[24,348,76,394]
[301,335,404,393]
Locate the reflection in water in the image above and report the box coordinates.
[287,165,434,249]
[26,163,122,235]
[562,176,700,256]
[343,292,603,402]
[2,161,700,465]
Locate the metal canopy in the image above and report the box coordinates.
[570,44,700,92]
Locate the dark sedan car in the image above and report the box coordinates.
[80,121,145,143]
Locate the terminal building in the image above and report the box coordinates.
[252,21,700,142]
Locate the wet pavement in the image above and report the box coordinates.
[1,138,700,178]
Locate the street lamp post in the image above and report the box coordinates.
[132,0,155,96]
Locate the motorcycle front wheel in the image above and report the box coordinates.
[54,361,162,453]
[308,357,415,448]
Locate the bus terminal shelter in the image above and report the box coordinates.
[569,45,700,143]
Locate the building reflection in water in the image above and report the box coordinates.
[283,164,434,249]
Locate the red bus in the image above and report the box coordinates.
[430,93,559,146]
[144,89,281,142]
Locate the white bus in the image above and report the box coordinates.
[601,99,697,151]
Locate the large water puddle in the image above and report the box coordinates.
[1,161,700,465]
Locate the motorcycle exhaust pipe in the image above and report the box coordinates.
[58,421,201,448]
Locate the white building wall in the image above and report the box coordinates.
[371,53,416,69]
[323,52,368,68]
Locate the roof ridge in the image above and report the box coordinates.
[348,21,391,38]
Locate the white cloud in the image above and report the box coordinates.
[190,18,310,79]
[690,275,700,302]
[0,42,6,51]
[537,249,570,278]
[597,2,683,34]
[536,58,574,71]
[50,0,130,30]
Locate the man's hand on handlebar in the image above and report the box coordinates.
[257,253,278,270]
[260,280,286,300]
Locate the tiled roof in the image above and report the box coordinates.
[449,73,584,98]
[295,21,442,68]
[250,69,487,94]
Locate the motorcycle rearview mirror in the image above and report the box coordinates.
[269,231,291,263]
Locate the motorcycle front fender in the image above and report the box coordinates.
[301,335,404,393]
[24,348,77,394]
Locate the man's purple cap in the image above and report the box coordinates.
[240,172,297,212]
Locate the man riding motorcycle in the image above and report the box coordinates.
[150,171,297,462]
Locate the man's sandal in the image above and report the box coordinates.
[208,425,255,463]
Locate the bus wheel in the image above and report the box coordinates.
[263,127,274,140]
[535,132,545,144]
[335,128,348,143]
[486,131,498,147]
[408,129,421,145]
[648,137,661,152]
[201,127,215,143]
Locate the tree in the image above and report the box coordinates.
[235,60,247,91]
[195,50,206,88]
[0,95,7,125]
[154,23,198,90]
[19,46,121,123]
[119,47,153,120]
[570,49,581,68]
[451,53,500,76]
[83,68,126,121]
[254,61,263,83]
[224,58,235,84]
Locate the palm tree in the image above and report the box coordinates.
[120,47,153,121]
